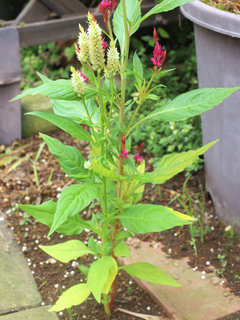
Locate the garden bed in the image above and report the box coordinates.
[1,130,240,319]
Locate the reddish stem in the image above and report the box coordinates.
[107,276,117,313]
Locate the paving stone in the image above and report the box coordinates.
[0,306,58,319]
[125,240,240,320]
[0,217,42,314]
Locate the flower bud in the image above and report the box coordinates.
[105,40,120,78]
[71,66,86,97]
[87,12,105,72]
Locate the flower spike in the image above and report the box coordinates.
[119,135,129,160]
[151,28,166,72]
[133,142,144,164]
[99,0,117,32]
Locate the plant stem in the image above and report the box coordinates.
[117,0,130,197]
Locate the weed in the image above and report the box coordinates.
[217,254,227,277]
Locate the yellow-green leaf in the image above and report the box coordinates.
[39,240,93,263]
[49,283,91,312]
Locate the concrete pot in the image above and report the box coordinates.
[181,1,240,230]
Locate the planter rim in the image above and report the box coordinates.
[180,0,240,38]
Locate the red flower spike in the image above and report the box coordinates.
[76,69,88,82]
[101,35,108,52]
[91,12,98,24]
[74,42,80,53]
[119,135,129,160]
[153,27,158,44]
[99,0,117,31]
[151,28,166,72]
[133,142,144,164]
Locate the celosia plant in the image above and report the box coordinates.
[14,0,240,316]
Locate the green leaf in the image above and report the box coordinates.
[49,183,98,236]
[114,243,131,258]
[135,141,217,184]
[40,134,88,181]
[49,283,91,312]
[115,230,133,240]
[118,204,193,234]
[78,265,90,276]
[39,240,93,263]
[12,79,78,101]
[113,0,141,53]
[87,256,118,303]
[147,87,240,122]
[133,52,143,88]
[36,72,52,83]
[28,112,92,142]
[18,201,86,235]
[120,262,181,287]
[140,0,193,23]
[91,159,126,181]
[51,98,100,125]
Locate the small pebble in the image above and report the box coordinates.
[24,196,30,201]
[57,187,62,192]
[206,261,210,266]
[202,271,206,275]
[83,316,86,319]
[168,248,172,254]
[70,270,75,275]
[59,312,63,316]
[225,225,232,232]
[59,234,64,239]
[35,240,39,244]
[71,261,78,268]
[54,284,59,288]
[201,275,206,280]
[56,193,61,199]
[48,258,57,264]
[210,248,214,253]
[41,302,45,306]
[129,280,132,285]
[146,306,151,311]
[0,217,5,221]
[62,285,66,289]
[31,271,35,274]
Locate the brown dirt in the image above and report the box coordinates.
[1,129,240,319]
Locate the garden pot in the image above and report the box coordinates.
[180,1,240,230]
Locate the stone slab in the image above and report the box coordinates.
[0,306,58,320]
[125,239,240,320]
[0,216,42,314]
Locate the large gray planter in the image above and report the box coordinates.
[181,0,240,230]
